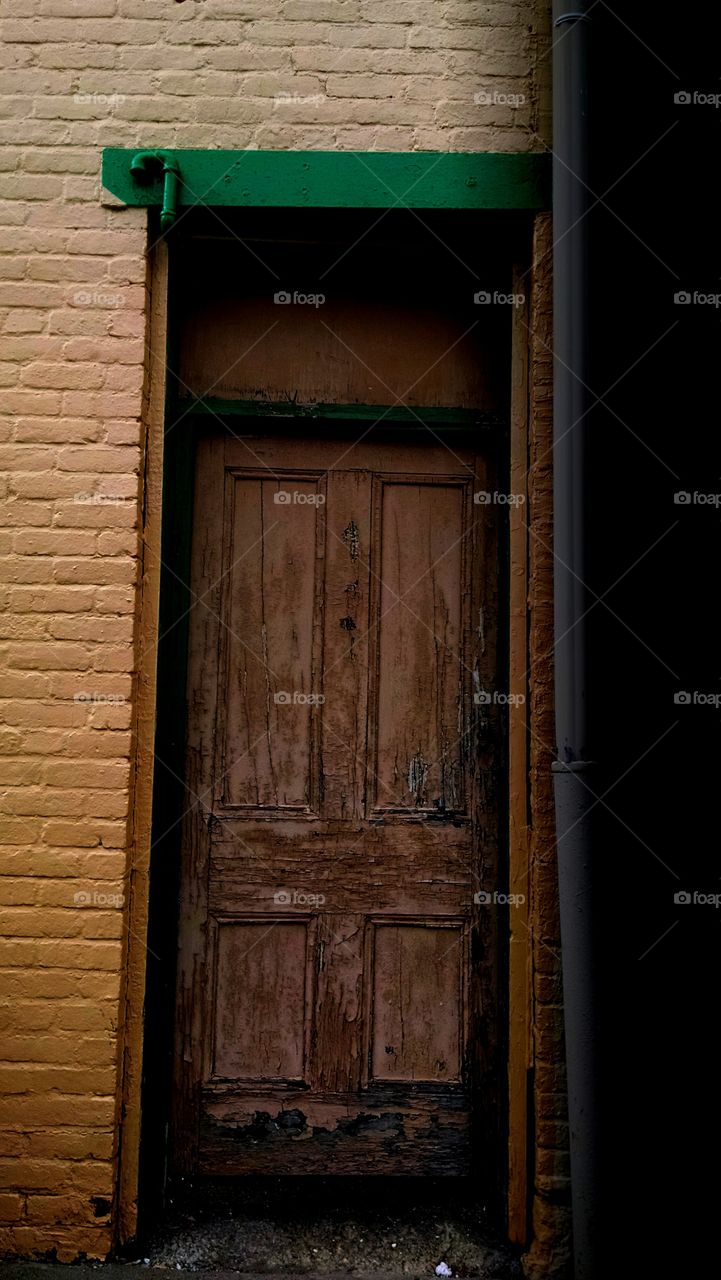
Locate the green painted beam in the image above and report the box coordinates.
[102,149,549,212]
[172,397,501,427]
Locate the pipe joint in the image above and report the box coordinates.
[552,758,596,773]
[129,150,181,233]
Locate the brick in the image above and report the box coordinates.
[0,1192,24,1222]
[23,1193,97,1226]
[0,938,122,971]
[0,1223,111,1262]
[0,1157,114,1195]
[0,973,121,1004]
[7,586,95,612]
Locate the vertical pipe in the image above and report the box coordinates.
[552,3,600,1277]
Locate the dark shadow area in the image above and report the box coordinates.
[139,1178,519,1277]
[588,7,720,1274]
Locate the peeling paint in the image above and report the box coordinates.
[407,751,429,805]
[342,519,361,561]
[478,605,486,653]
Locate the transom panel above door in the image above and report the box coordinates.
[172,424,499,1178]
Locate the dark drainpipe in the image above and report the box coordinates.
[552,2,599,1277]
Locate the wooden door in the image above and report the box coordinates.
[171,423,499,1178]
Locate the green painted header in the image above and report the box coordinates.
[102,149,549,212]
[174,397,500,427]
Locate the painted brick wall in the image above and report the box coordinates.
[525,214,572,1280]
[0,0,551,1263]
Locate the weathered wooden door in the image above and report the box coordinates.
[172,423,498,1177]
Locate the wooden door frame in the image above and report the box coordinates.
[116,214,537,1250]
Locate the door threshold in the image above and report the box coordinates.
[130,1178,517,1279]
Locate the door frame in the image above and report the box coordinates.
[116,210,538,1250]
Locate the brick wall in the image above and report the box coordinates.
[0,0,552,1263]
[525,214,572,1280]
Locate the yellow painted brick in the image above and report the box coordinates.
[1,783,130,820]
[0,818,43,843]
[0,1032,119,1066]
[0,936,122,970]
[0,671,52,697]
[50,559,136,586]
[0,1133,27,1157]
[0,705,87,732]
[41,759,129,787]
[12,726,131,756]
[25,1130,115,1162]
[0,971,121,1003]
[0,1153,113,1188]
[7,585,95,612]
[48,615,134,642]
[94,585,135,613]
[21,362,106,390]
[0,1085,113,1126]
[0,1222,111,1262]
[23,1193,97,1226]
[12,530,97,554]
[87,703,132,731]
[2,310,48,333]
[6,639,91,667]
[0,1192,24,1222]
[56,445,139,473]
[95,530,137,557]
[54,501,137,528]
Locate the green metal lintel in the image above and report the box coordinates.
[102,149,549,213]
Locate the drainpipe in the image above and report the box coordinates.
[552,3,599,1278]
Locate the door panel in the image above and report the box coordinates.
[172,425,498,1178]
[372,478,467,814]
[369,921,464,1084]
[219,470,325,813]
[212,918,309,1081]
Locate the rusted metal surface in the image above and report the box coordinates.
[172,427,498,1178]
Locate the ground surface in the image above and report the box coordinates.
[2,1179,520,1278]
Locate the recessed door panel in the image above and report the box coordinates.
[370,921,464,1084]
[212,919,309,1082]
